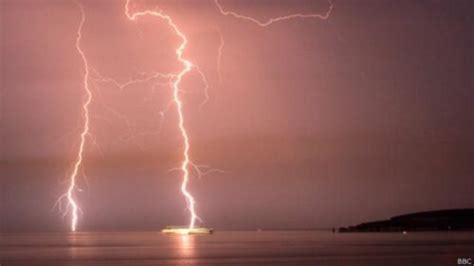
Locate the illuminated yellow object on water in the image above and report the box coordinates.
[161,226,214,235]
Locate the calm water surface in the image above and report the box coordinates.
[1,230,473,265]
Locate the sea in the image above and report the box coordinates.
[1,230,473,265]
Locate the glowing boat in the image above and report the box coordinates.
[161,226,214,235]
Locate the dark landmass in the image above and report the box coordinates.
[338,209,474,232]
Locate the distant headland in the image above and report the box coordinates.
[338,208,474,233]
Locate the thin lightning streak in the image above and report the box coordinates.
[213,0,332,105]
[214,0,333,27]
[215,27,225,84]
[195,66,210,110]
[125,0,199,229]
[91,68,174,91]
[62,2,91,232]
[90,67,174,150]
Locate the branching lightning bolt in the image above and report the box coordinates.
[214,0,333,27]
[125,0,204,229]
[212,0,332,106]
[53,0,330,232]
[56,2,91,232]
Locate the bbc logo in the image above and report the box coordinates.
[458,258,473,265]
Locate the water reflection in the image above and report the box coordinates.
[175,234,195,257]
[66,232,82,259]
[2,231,474,265]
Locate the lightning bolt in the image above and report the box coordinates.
[55,2,91,232]
[214,0,333,27]
[215,27,225,84]
[125,0,203,229]
[55,0,329,232]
